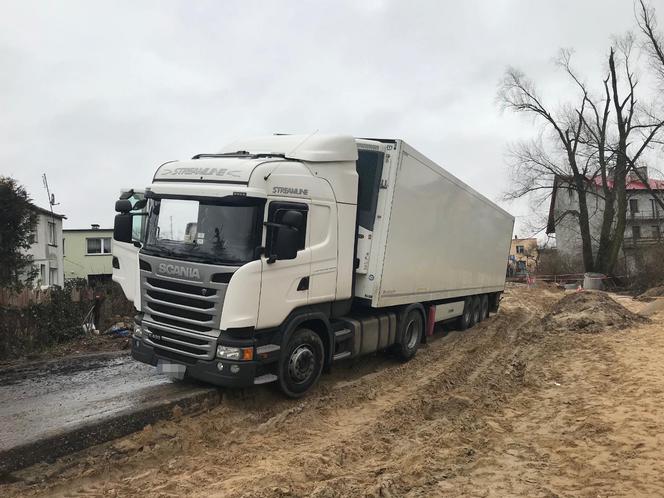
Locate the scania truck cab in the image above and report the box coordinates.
[113,134,513,397]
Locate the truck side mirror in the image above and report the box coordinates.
[272,227,299,261]
[115,199,133,213]
[268,209,304,262]
[114,213,133,243]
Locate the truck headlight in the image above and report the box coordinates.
[133,323,143,337]
[216,345,253,361]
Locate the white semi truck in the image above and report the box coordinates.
[112,135,514,397]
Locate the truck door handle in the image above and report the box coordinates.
[297,277,309,291]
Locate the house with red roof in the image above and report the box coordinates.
[546,167,664,272]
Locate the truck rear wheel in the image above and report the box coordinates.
[396,309,423,361]
[278,328,324,398]
[470,295,481,327]
[480,294,489,321]
[490,292,502,313]
[456,297,473,331]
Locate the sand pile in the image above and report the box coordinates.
[639,285,664,300]
[543,291,647,333]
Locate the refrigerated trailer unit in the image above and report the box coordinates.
[113,135,514,397]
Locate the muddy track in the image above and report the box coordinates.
[3,287,569,497]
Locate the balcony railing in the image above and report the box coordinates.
[623,236,663,247]
[628,210,662,221]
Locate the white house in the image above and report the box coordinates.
[547,167,664,272]
[27,204,66,287]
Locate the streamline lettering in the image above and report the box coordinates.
[159,167,241,178]
[272,186,309,196]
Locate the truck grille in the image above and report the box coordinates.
[139,255,237,360]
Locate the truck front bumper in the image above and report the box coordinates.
[131,337,261,388]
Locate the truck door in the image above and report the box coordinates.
[111,189,146,309]
[257,200,311,329]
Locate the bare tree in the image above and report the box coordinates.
[632,0,664,211]
[498,65,596,271]
[500,4,664,276]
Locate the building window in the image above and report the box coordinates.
[48,221,57,245]
[40,264,46,285]
[629,198,639,213]
[87,237,112,254]
[516,245,525,254]
[32,225,38,243]
[49,267,58,286]
[632,225,641,239]
[653,225,661,239]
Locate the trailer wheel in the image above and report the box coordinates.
[470,296,481,327]
[480,294,489,321]
[278,328,324,398]
[456,297,473,331]
[490,292,502,313]
[396,309,423,361]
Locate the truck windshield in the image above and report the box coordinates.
[143,197,265,266]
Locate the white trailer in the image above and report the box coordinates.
[355,139,513,308]
[112,135,514,397]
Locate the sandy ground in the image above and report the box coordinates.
[3,286,664,497]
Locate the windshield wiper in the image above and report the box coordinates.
[142,245,178,259]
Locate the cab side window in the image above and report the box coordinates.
[266,201,308,253]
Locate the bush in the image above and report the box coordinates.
[536,248,584,275]
[626,244,664,293]
[0,287,89,359]
[0,281,135,360]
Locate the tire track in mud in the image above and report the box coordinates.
[6,287,560,498]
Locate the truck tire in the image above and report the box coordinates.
[396,309,423,361]
[278,328,324,398]
[480,294,489,321]
[456,297,473,331]
[490,292,502,313]
[470,295,481,327]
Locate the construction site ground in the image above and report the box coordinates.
[3,284,664,497]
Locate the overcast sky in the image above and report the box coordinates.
[0,0,649,237]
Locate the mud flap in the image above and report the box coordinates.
[425,305,436,341]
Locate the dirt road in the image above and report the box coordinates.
[4,286,664,497]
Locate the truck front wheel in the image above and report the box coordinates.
[278,328,324,398]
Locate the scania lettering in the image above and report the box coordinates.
[113,135,514,397]
[157,263,201,280]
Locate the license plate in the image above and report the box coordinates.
[157,360,186,379]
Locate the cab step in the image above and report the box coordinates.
[253,373,278,385]
[332,351,351,362]
[334,328,352,340]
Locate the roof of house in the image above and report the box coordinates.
[546,173,664,234]
[589,176,664,190]
[63,228,113,233]
[30,203,66,219]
